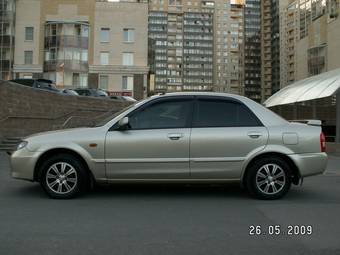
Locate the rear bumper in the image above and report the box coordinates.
[289,152,328,177]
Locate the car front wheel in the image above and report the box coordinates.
[39,154,89,199]
[245,157,292,200]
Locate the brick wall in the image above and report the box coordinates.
[0,81,131,139]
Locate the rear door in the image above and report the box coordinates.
[190,96,268,179]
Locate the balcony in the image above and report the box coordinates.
[44,60,88,72]
[0,35,14,47]
[45,36,89,49]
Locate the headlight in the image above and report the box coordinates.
[17,141,28,151]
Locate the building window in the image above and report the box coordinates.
[122,52,134,66]
[308,45,327,76]
[123,28,135,42]
[24,51,33,64]
[25,27,34,41]
[99,75,109,90]
[122,76,134,90]
[100,52,109,65]
[73,73,80,87]
[100,28,110,43]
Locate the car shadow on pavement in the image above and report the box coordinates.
[87,183,252,200]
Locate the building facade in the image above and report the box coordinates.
[148,0,214,93]
[280,0,299,88]
[295,0,340,81]
[244,0,261,102]
[148,0,248,95]
[10,0,148,99]
[90,1,149,99]
[0,0,15,81]
[214,0,245,95]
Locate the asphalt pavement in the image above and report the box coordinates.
[0,152,340,255]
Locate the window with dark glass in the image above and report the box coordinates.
[193,99,261,128]
[129,99,193,130]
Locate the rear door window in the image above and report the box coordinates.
[193,98,262,128]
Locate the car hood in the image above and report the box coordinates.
[24,127,103,151]
[25,128,91,140]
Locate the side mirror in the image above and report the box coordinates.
[117,117,129,130]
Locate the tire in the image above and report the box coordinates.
[245,156,292,200]
[39,154,89,199]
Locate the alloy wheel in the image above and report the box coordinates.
[45,162,78,194]
[255,163,286,195]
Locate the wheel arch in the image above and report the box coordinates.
[241,152,301,186]
[34,148,95,185]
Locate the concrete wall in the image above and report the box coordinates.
[0,81,131,139]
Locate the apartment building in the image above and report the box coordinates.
[244,0,261,102]
[90,1,149,99]
[148,0,249,95]
[280,0,299,88]
[148,0,214,93]
[0,0,15,81]
[214,0,245,95]
[261,0,272,101]
[10,0,148,99]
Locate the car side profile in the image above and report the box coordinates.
[74,88,108,97]
[10,79,60,93]
[10,92,328,199]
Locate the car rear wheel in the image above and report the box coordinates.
[245,157,292,200]
[39,154,89,199]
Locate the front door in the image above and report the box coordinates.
[105,97,194,179]
[190,97,269,179]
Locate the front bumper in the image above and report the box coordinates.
[10,148,40,181]
[289,152,328,177]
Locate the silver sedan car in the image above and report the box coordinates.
[10,92,328,199]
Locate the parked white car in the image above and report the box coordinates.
[10,92,327,199]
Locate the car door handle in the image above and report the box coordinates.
[248,132,262,139]
[168,133,184,140]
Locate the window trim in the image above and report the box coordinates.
[25,27,34,41]
[192,96,263,128]
[123,28,135,43]
[24,50,33,65]
[100,51,110,65]
[122,52,134,66]
[99,75,109,90]
[100,28,110,43]
[110,96,194,131]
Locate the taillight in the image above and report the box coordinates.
[320,132,326,152]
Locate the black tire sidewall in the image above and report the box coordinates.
[39,154,88,199]
[246,157,292,200]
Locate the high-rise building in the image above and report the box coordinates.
[280,0,299,88]
[0,0,15,81]
[270,0,282,95]
[261,0,272,101]
[214,0,245,95]
[148,0,214,93]
[148,0,247,95]
[244,0,261,102]
[11,0,149,99]
[261,0,289,101]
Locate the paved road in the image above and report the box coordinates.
[1,152,340,255]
